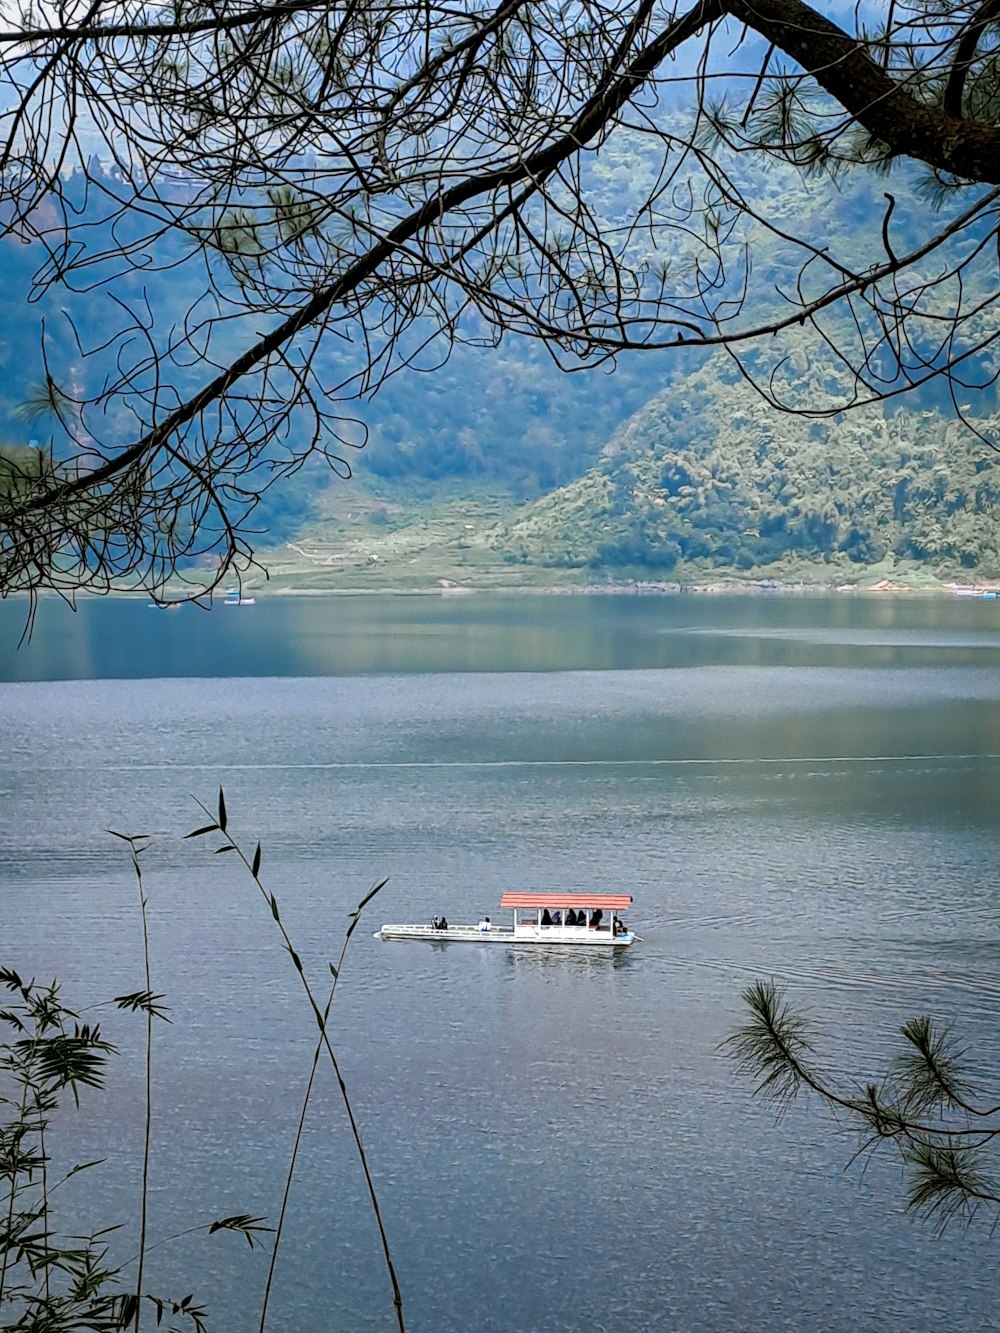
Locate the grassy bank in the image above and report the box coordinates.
[245,487,976,597]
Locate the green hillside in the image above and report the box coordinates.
[484,352,1000,585]
[252,348,999,593]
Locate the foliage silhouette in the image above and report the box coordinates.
[728,979,1000,1232]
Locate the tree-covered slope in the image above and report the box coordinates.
[487,352,1000,580]
[1,141,987,507]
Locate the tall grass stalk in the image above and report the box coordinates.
[256,873,390,1333]
[108,829,157,1333]
[188,790,404,1333]
[2,798,395,1329]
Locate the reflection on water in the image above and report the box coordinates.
[4,590,1000,680]
[2,594,1000,1331]
[501,942,639,976]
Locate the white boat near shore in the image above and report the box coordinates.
[375,892,637,948]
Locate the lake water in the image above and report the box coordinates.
[2,592,999,1332]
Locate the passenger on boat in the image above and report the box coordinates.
[540,908,552,926]
[591,909,603,928]
[438,915,449,930]
[551,910,562,925]
[477,916,491,932]
[565,908,578,925]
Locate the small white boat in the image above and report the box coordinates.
[375,893,637,948]
[953,586,998,599]
[223,589,256,605]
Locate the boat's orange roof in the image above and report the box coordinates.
[499,892,632,911]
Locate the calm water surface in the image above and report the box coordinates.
[2,593,999,1332]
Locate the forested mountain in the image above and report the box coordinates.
[487,351,1000,579]
[1,146,998,578]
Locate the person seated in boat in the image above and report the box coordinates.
[540,908,552,926]
[477,916,491,932]
[437,915,448,930]
[565,908,578,926]
[591,908,603,929]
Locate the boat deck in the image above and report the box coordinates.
[376,923,512,943]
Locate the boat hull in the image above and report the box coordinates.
[374,923,636,947]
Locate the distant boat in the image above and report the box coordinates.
[375,892,637,948]
[223,589,256,606]
[953,587,998,599]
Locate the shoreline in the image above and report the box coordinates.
[199,572,1000,599]
[16,572,1000,603]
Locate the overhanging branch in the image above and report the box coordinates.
[6,0,721,523]
[723,0,1000,182]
